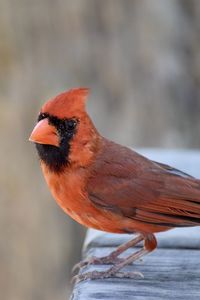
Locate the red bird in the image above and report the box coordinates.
[29,88,200,282]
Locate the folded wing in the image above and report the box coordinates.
[87,140,200,228]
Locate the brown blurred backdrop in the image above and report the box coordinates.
[0,1,200,299]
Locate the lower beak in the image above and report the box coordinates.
[29,118,59,147]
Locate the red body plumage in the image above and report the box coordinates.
[29,88,200,281]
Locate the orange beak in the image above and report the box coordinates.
[29,118,59,147]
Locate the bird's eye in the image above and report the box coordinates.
[66,119,77,131]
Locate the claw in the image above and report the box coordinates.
[72,257,103,275]
[72,256,127,275]
[72,260,88,274]
[72,269,144,284]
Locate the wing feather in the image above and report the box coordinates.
[87,140,200,228]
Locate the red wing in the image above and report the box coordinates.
[87,140,200,228]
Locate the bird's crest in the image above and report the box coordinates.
[41,87,90,119]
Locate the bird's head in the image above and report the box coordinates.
[29,88,100,173]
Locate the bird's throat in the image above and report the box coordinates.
[35,140,70,173]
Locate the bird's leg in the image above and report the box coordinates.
[72,233,144,274]
[99,233,144,263]
[72,233,157,283]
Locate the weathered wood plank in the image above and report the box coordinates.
[71,248,200,299]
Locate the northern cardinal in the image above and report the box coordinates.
[29,88,200,282]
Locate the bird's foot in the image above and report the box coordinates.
[72,255,125,274]
[72,269,143,284]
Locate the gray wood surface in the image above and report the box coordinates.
[71,149,200,300]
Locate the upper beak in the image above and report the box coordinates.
[29,118,59,147]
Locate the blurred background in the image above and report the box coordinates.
[0,0,200,299]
